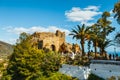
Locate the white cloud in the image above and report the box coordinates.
[0,38,17,44]
[4,26,70,36]
[7,39,17,44]
[109,9,114,14]
[84,6,100,11]
[82,22,95,26]
[65,6,102,25]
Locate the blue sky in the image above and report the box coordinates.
[0,0,120,52]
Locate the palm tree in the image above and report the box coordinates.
[97,12,115,55]
[98,39,112,56]
[87,40,92,53]
[89,24,102,58]
[70,24,90,56]
[115,33,120,46]
[97,11,115,40]
[113,1,120,24]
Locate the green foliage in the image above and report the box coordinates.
[88,73,105,80]
[115,33,120,47]
[70,24,90,56]
[46,72,78,80]
[74,55,90,66]
[87,11,115,57]
[118,76,120,80]
[64,54,90,66]
[113,2,120,24]
[2,33,76,80]
[0,59,8,79]
[107,76,116,80]
[2,39,43,80]
[40,51,61,77]
[0,62,4,71]
[18,32,30,43]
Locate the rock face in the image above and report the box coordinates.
[31,30,65,51]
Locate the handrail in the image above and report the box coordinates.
[90,60,120,65]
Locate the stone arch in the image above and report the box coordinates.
[51,44,56,51]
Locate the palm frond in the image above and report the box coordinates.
[115,33,120,39]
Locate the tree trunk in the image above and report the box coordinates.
[101,48,104,56]
[94,41,97,59]
[94,46,97,58]
[99,47,102,55]
[81,40,85,56]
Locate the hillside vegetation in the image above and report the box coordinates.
[0,41,13,59]
[1,32,78,80]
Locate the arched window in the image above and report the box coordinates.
[51,44,56,51]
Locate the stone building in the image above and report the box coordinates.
[31,30,65,51]
[31,30,81,53]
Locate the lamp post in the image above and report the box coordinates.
[114,47,116,54]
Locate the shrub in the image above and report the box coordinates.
[107,76,116,80]
[1,33,65,80]
[47,72,78,80]
[88,73,105,80]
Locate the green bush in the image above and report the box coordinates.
[88,73,105,80]
[1,33,77,80]
[118,76,120,80]
[66,55,90,66]
[107,76,116,80]
[47,72,78,80]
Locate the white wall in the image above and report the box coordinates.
[59,64,90,80]
[90,63,120,79]
[59,62,120,80]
